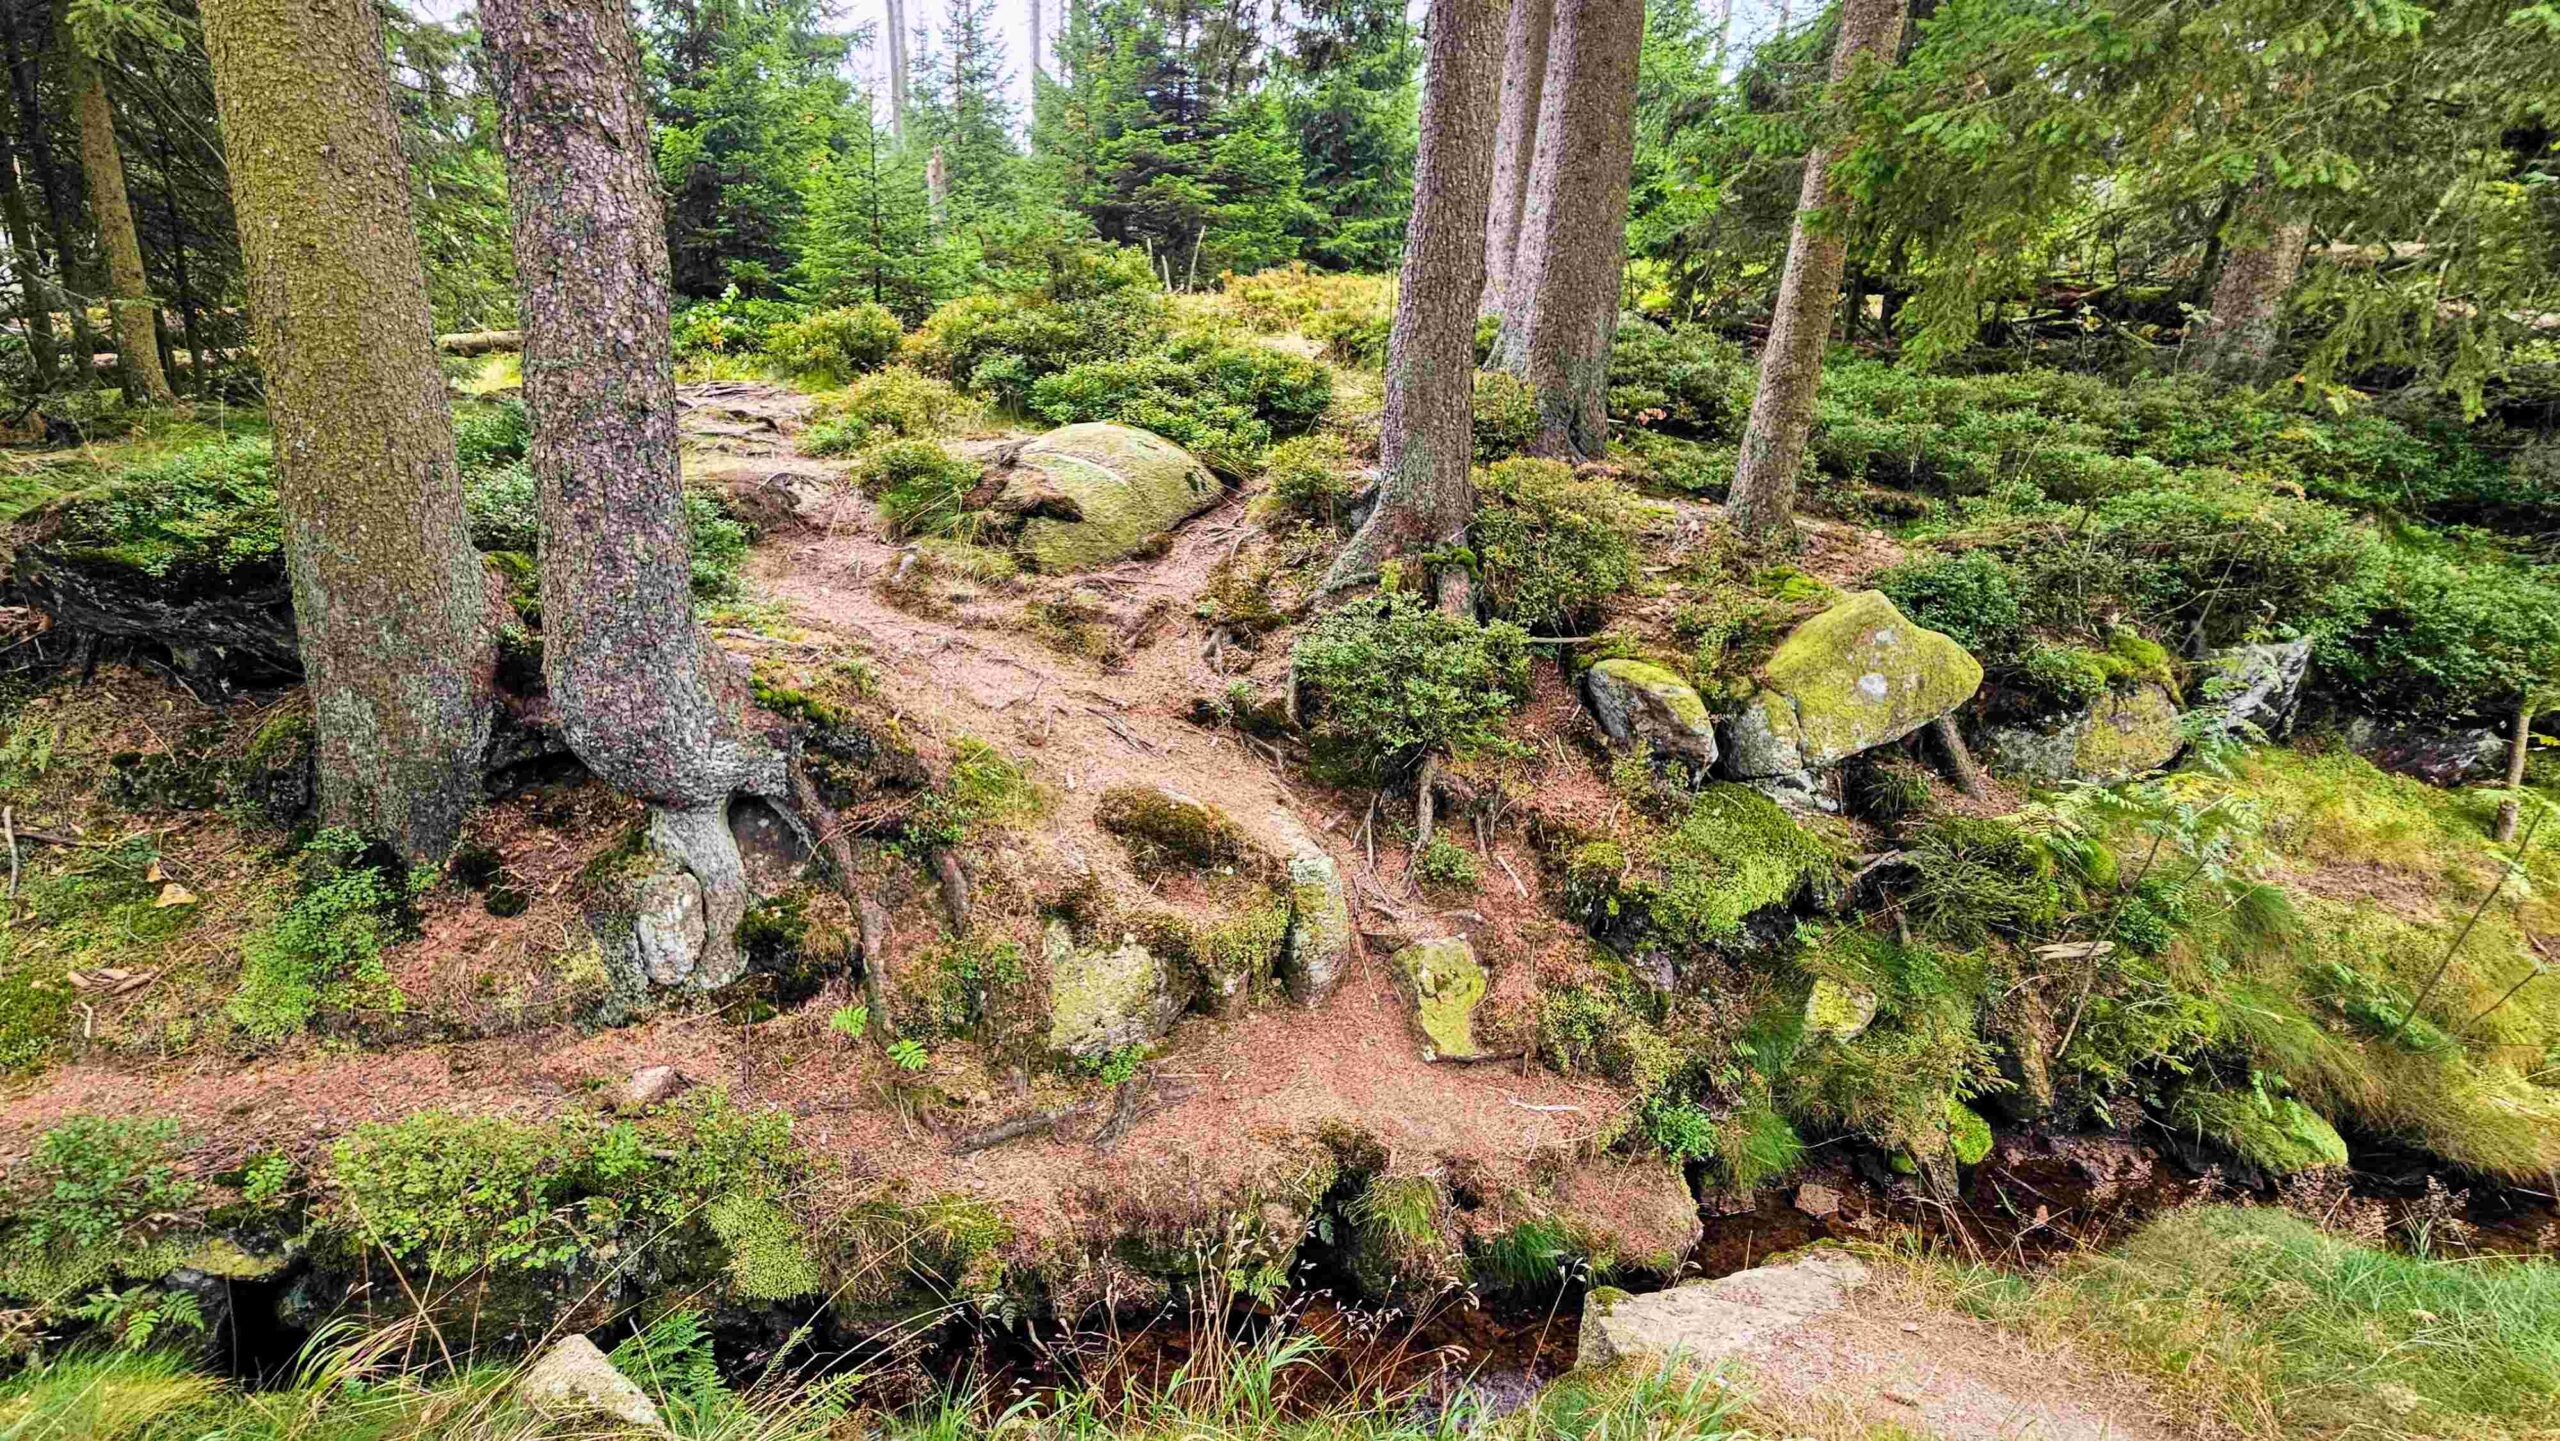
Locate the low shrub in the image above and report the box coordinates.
[855,440,986,541]
[1471,458,1649,632]
[52,438,282,577]
[2316,544,2560,724]
[913,247,1169,406]
[799,367,973,456]
[1260,433,1358,526]
[1873,551,2022,658]
[670,291,806,360]
[1027,337,1331,476]
[1606,319,1750,437]
[765,303,904,386]
[1471,370,1540,463]
[1290,591,1531,778]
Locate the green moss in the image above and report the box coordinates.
[1592,785,1837,950]
[0,1117,202,1306]
[1096,785,1250,874]
[1946,1099,1995,1167]
[2169,1087,2349,1175]
[1391,938,1486,1059]
[228,828,409,1041]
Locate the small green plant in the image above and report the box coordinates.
[15,1116,198,1250]
[228,828,410,1041]
[239,1153,293,1207]
[1470,458,1650,632]
[1415,833,1480,889]
[1470,370,1540,463]
[1289,591,1531,779]
[800,366,974,454]
[857,439,987,541]
[1873,550,2023,658]
[887,1038,931,1071]
[827,1004,871,1041]
[71,1285,204,1351]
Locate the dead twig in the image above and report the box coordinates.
[947,1103,1094,1155]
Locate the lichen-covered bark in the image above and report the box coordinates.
[2185,195,2309,383]
[200,0,495,861]
[0,138,56,386]
[1480,0,1549,321]
[2,6,95,386]
[1726,0,1906,543]
[66,45,172,406]
[483,0,783,987]
[885,0,910,137]
[1488,0,1643,461]
[1323,0,1504,606]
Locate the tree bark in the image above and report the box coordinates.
[200,0,495,862]
[148,115,204,394]
[885,0,909,139]
[1480,0,1549,321]
[0,136,55,387]
[65,44,173,406]
[1489,0,1644,461]
[1028,0,1042,80]
[482,0,785,988]
[2495,699,2534,845]
[1725,0,1906,544]
[1321,0,1504,612]
[2,5,95,387]
[2185,192,2309,383]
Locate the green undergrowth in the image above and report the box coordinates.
[1289,590,1531,782]
[0,1321,1756,1441]
[227,828,416,1042]
[1929,1205,2560,1441]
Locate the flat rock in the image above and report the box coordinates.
[516,1335,665,1432]
[627,1064,690,1107]
[1578,1251,1869,1369]
[1585,659,1719,771]
[1722,592,1982,780]
[995,422,1221,572]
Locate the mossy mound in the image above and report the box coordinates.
[1722,591,1983,779]
[2170,1087,2350,1176]
[1043,919,1178,1060]
[1570,783,1838,978]
[1096,784,1255,876]
[1985,680,2185,784]
[994,422,1221,572]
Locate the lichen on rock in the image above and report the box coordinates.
[993,422,1222,572]
[1984,680,2184,784]
[1044,918,1178,1060]
[1390,937,1487,1059]
[1585,658,1719,773]
[1720,591,1983,781]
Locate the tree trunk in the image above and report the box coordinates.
[2496,699,2534,845]
[65,45,173,406]
[885,0,909,139]
[1321,0,1504,612]
[1028,0,1042,80]
[1725,0,1906,544]
[2185,192,2309,383]
[200,0,495,863]
[149,116,204,394]
[0,138,55,387]
[2,5,95,387]
[482,0,785,989]
[1489,0,1644,462]
[1480,0,1549,321]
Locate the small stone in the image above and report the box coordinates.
[2200,636,2312,739]
[1793,1182,1843,1219]
[1804,977,1879,1040]
[1390,937,1487,1059]
[516,1335,665,1433]
[1044,920,1177,1060]
[630,866,707,988]
[627,1064,689,1107]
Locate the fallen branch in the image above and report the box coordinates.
[947,1103,1093,1155]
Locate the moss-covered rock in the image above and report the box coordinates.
[994,422,1221,572]
[1804,976,1879,1040]
[1946,1099,1995,1167]
[1390,937,1487,1059]
[1273,813,1352,1004]
[1571,784,1837,982]
[1096,784,1253,875]
[1044,919,1178,1060]
[1585,658,1719,772]
[1984,680,2184,784]
[2169,1087,2350,1175]
[1721,591,1983,780]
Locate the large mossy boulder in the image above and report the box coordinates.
[1983,681,2183,785]
[1720,591,1982,782]
[993,422,1221,571]
[1585,659,1718,772]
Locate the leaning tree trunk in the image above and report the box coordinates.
[0,139,56,387]
[65,45,173,406]
[482,0,785,989]
[1489,0,1644,461]
[201,0,495,863]
[2184,193,2309,384]
[2495,698,2535,845]
[1725,0,1906,544]
[1480,0,1550,321]
[2,5,94,386]
[1321,0,1505,613]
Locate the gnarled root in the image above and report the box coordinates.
[646,802,754,990]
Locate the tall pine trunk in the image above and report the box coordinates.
[482,0,783,990]
[1489,0,1643,461]
[1481,0,1549,320]
[885,0,909,138]
[1322,0,1505,608]
[1726,0,1905,543]
[201,0,495,862]
[65,44,172,406]
[2185,192,2309,383]
[0,136,55,387]
[3,5,94,387]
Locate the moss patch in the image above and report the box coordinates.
[1390,938,1487,1059]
